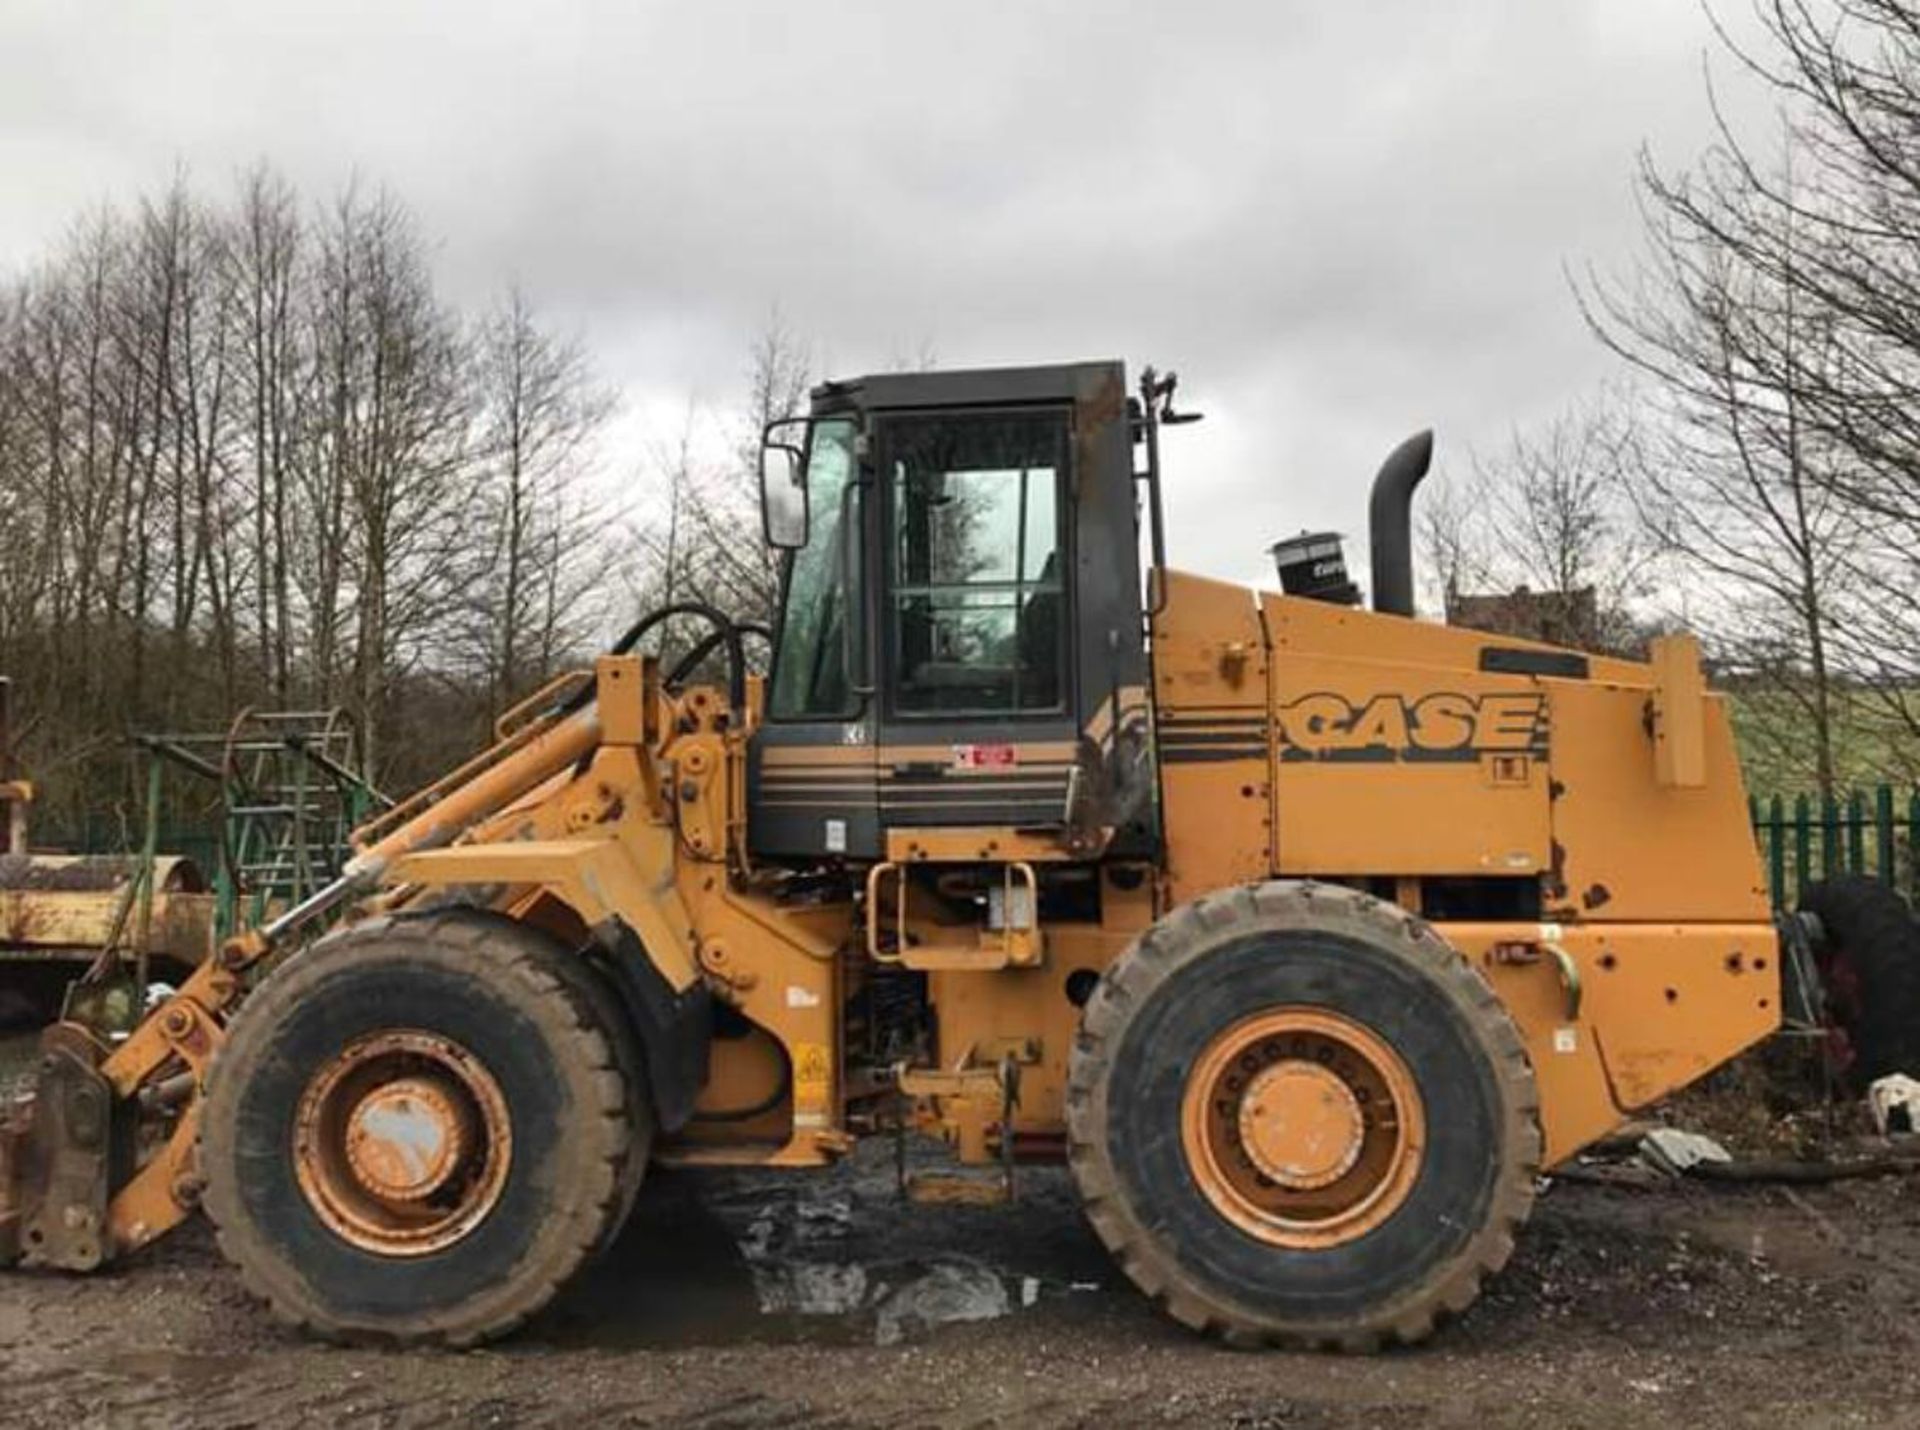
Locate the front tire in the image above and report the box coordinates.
[201,911,645,1346]
[1066,881,1540,1350]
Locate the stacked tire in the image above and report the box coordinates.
[1800,876,1920,1091]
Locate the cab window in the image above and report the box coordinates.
[885,411,1068,715]
[769,419,861,719]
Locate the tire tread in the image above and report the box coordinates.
[1065,878,1540,1350]
[200,910,642,1347]
[1802,876,1920,1089]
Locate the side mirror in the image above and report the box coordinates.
[759,419,810,550]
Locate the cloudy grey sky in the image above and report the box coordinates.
[2,0,1768,586]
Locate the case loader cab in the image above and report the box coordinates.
[751,361,1151,863]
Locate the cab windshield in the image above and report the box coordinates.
[768,419,860,719]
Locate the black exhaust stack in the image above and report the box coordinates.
[1367,430,1433,618]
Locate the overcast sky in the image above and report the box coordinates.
[2,0,1771,588]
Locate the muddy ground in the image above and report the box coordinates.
[1,1129,1916,1430]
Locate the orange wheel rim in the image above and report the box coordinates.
[293,1030,512,1257]
[1180,1007,1425,1249]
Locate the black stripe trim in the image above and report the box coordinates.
[756,798,1075,810]
[1272,745,1550,764]
[1161,749,1266,764]
[1479,646,1589,679]
[760,775,1071,786]
[761,773,1069,782]
[1158,738,1267,747]
[878,800,1065,809]
[759,764,1078,777]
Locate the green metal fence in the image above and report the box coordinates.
[1750,789,1919,909]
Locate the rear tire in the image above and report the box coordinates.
[201,911,645,1346]
[1801,876,1920,1090]
[1066,880,1540,1350]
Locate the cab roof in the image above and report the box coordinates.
[809,359,1125,414]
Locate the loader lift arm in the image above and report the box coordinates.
[0,639,719,1269]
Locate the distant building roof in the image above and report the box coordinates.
[1446,586,1598,647]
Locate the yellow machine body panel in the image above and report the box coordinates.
[1262,591,1557,881]
[1546,678,1770,922]
[1149,570,1780,1166]
[1150,570,1272,903]
[1266,649,1552,879]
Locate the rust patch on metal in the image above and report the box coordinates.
[1545,839,1569,902]
[293,1030,512,1258]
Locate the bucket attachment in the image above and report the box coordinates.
[0,1024,117,1270]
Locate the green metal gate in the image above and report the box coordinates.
[1750,788,1919,909]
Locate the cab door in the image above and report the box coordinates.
[869,408,1079,836]
[749,416,883,859]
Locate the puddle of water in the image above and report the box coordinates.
[534,1150,1120,1352]
[725,1181,1021,1344]
[872,1258,1010,1346]
[751,1259,869,1316]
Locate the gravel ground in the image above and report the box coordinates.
[1,1134,1916,1429]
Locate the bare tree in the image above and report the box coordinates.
[1417,464,1496,614]
[0,175,828,835]
[1583,228,1858,789]
[1421,398,1653,656]
[232,165,305,705]
[468,284,615,718]
[709,312,809,627]
[1569,1,1920,789]
[624,314,810,678]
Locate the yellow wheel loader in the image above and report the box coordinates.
[0,362,1788,1349]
